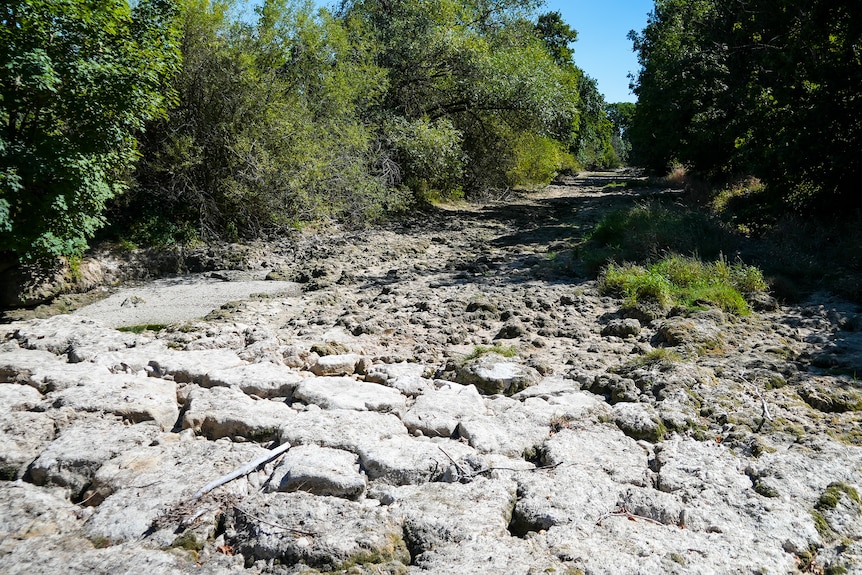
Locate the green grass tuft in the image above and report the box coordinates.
[599,254,766,315]
[464,344,517,361]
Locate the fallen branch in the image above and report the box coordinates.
[233,504,316,537]
[595,506,666,527]
[741,375,773,424]
[193,442,291,500]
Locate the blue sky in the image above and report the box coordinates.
[544,0,654,103]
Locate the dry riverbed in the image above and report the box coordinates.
[2,172,862,574]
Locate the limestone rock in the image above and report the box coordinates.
[309,353,361,376]
[613,402,667,442]
[455,353,541,395]
[0,481,83,541]
[49,373,178,430]
[0,382,43,412]
[357,435,477,485]
[227,491,409,569]
[385,478,516,556]
[401,383,486,437]
[292,376,406,413]
[83,437,267,545]
[203,361,304,398]
[601,318,642,338]
[267,444,366,499]
[279,409,409,453]
[182,386,294,441]
[0,411,56,480]
[147,349,245,384]
[28,419,156,499]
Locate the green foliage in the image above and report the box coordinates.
[572,74,619,170]
[629,0,862,212]
[606,102,636,164]
[582,201,734,272]
[120,0,403,242]
[341,0,580,196]
[599,254,766,315]
[0,0,181,264]
[464,344,518,361]
[506,132,577,187]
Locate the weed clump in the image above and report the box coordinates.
[599,254,767,316]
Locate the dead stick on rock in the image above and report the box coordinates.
[193,442,291,500]
[741,376,773,423]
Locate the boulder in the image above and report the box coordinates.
[203,362,303,398]
[227,491,409,569]
[357,435,477,485]
[455,353,541,395]
[28,418,157,499]
[182,385,294,441]
[83,436,268,545]
[292,376,406,413]
[401,383,486,437]
[279,409,409,453]
[49,373,178,430]
[0,411,56,480]
[309,353,362,376]
[267,444,366,499]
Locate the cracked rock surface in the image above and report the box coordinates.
[2,172,862,574]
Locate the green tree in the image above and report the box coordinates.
[629,0,862,211]
[0,0,181,266]
[124,0,399,242]
[606,101,635,164]
[572,74,619,170]
[339,0,580,194]
[536,10,576,66]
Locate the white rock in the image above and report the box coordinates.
[293,376,406,413]
[402,383,486,437]
[227,491,408,568]
[0,411,55,479]
[29,419,157,499]
[357,435,478,485]
[0,382,43,412]
[309,353,361,376]
[182,385,294,441]
[147,349,245,384]
[267,444,366,499]
[279,409,408,453]
[84,437,267,545]
[49,372,178,430]
[203,361,303,398]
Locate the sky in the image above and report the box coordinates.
[544,0,654,103]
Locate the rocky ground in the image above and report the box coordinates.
[2,172,862,574]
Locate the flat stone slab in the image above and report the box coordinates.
[49,373,178,430]
[293,376,406,413]
[357,435,478,485]
[29,418,157,499]
[0,411,56,480]
[182,385,294,441]
[278,409,408,455]
[402,383,486,437]
[73,274,301,328]
[267,444,366,499]
[204,362,304,398]
[227,491,409,569]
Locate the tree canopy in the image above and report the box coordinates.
[0,0,181,265]
[629,0,862,212]
[1,0,622,263]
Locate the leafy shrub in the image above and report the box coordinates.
[506,132,578,188]
[0,0,181,264]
